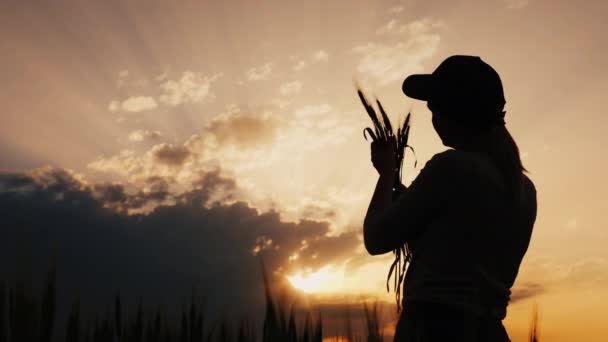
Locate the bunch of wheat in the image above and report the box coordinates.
[357,87,416,313]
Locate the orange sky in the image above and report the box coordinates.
[1,0,608,340]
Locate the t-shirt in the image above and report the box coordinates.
[389,149,537,319]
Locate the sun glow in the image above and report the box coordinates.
[287,265,345,293]
[287,260,396,296]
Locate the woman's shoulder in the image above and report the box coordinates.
[426,149,488,173]
[521,173,537,203]
[429,149,487,163]
[425,149,505,186]
[522,173,536,191]
[412,149,484,188]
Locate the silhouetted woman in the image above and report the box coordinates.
[363,55,537,342]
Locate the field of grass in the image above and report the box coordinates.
[0,260,539,342]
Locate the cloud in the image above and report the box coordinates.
[287,104,356,149]
[122,96,158,112]
[114,69,150,89]
[152,143,191,166]
[108,71,222,112]
[159,72,222,106]
[117,69,129,87]
[510,282,544,303]
[88,149,143,178]
[505,0,529,10]
[88,145,196,183]
[109,96,158,113]
[127,129,162,142]
[295,200,337,223]
[312,50,329,62]
[205,110,279,149]
[559,258,608,287]
[272,98,291,109]
[292,50,330,71]
[108,100,120,112]
[293,60,307,71]
[90,106,281,182]
[388,5,404,14]
[353,18,443,85]
[245,63,273,81]
[294,104,332,119]
[93,176,172,212]
[518,256,608,292]
[279,81,303,96]
[0,166,361,324]
[98,99,359,230]
[89,145,193,184]
[155,69,169,82]
[375,19,443,36]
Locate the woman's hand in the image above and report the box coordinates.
[371,136,397,177]
[392,181,407,201]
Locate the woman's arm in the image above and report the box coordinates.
[363,137,401,255]
[363,172,399,255]
[363,146,456,256]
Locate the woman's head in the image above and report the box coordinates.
[402,55,527,201]
[427,99,505,151]
[430,107,461,148]
[402,55,506,124]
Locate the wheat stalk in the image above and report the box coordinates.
[357,86,416,313]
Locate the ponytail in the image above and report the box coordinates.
[486,118,527,202]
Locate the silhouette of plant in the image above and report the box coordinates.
[65,298,80,342]
[529,303,540,342]
[0,280,5,342]
[39,261,55,342]
[0,255,544,341]
[357,86,416,313]
[362,303,382,342]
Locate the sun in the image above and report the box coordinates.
[287,264,357,294]
[287,267,335,293]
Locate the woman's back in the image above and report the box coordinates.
[401,149,537,319]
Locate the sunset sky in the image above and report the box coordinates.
[1,0,608,340]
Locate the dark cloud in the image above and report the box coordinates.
[93,182,128,203]
[140,175,171,200]
[0,166,361,327]
[93,176,172,211]
[300,204,338,221]
[152,143,191,166]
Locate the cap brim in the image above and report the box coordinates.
[402,74,434,101]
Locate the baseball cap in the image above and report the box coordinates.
[402,55,506,125]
